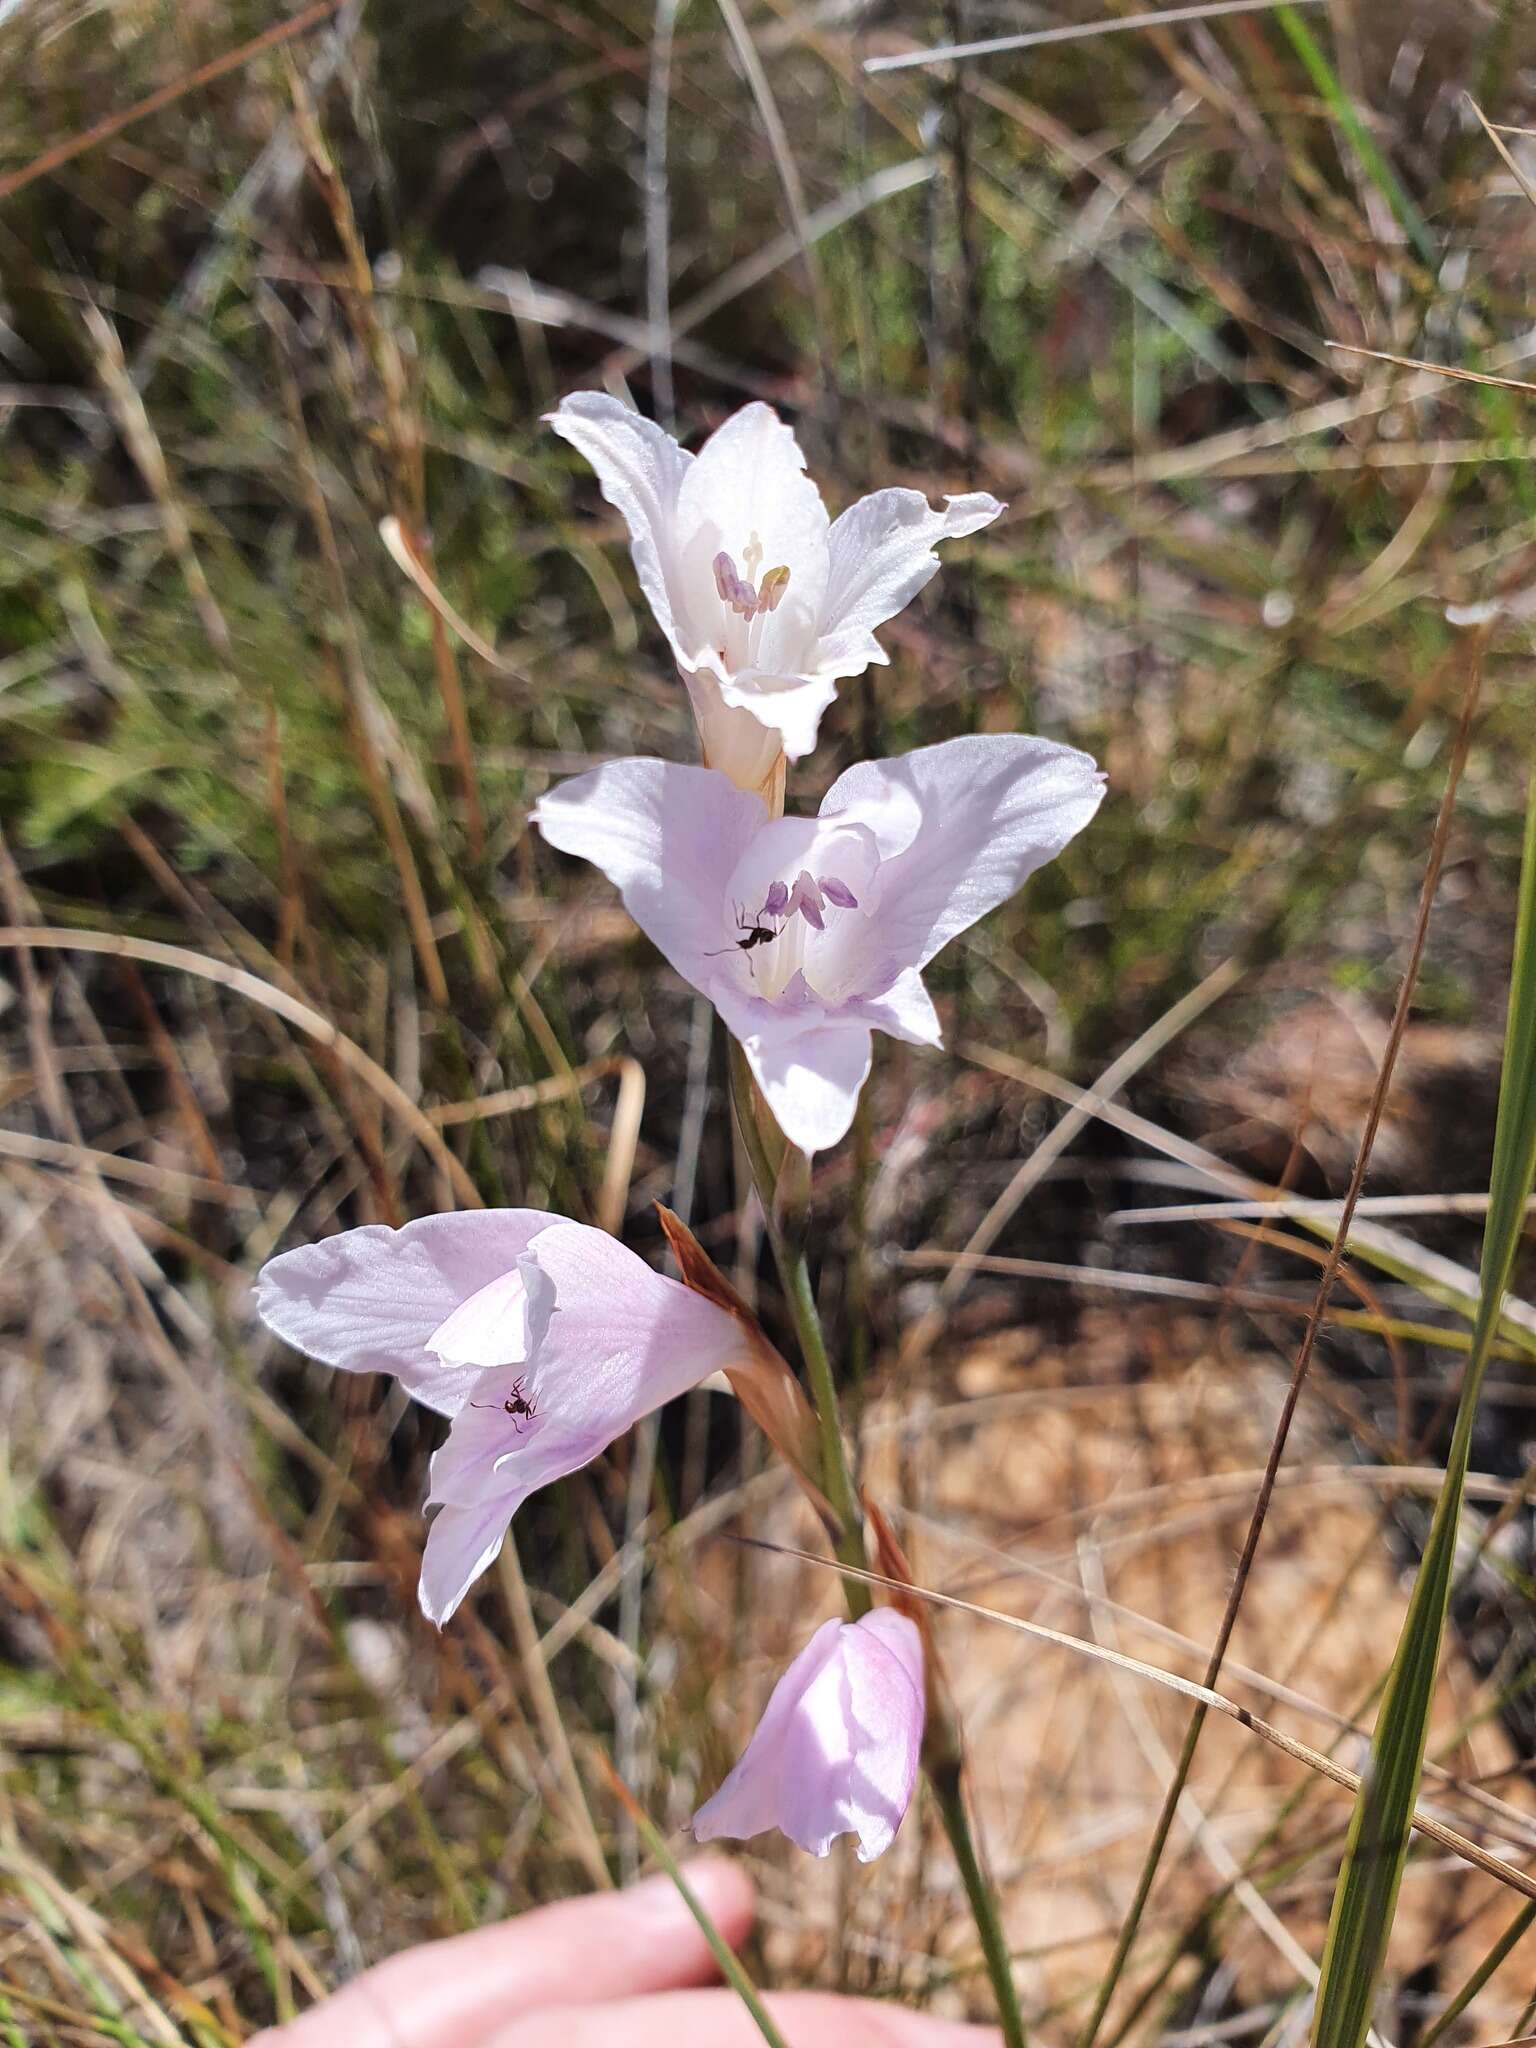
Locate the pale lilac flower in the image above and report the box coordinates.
[694,1611,924,1862]
[255,1211,750,1625]
[548,393,1004,797]
[534,732,1105,1154]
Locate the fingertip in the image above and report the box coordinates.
[676,1853,757,1942]
[620,1853,756,1952]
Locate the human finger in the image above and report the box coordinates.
[489,1986,1005,2048]
[248,1858,757,2048]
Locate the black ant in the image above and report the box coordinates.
[470,1375,537,1432]
[705,902,779,958]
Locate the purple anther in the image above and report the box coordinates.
[712,550,759,619]
[818,874,859,910]
[761,879,790,919]
[787,870,825,931]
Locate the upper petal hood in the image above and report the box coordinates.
[254,1210,556,1417]
[693,1610,925,1861]
[673,403,830,664]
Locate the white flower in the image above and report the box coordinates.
[535,732,1104,1153]
[549,394,1004,800]
[256,1213,758,1625]
[693,1611,925,1862]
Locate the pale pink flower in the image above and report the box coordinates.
[694,1611,924,1861]
[255,1211,750,1625]
[548,393,1004,798]
[534,732,1104,1154]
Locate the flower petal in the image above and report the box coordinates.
[817,488,1004,677]
[513,1220,747,1432]
[420,1223,753,1617]
[419,1500,511,1628]
[682,667,788,801]
[714,665,841,762]
[818,765,923,864]
[837,1610,925,1860]
[255,1211,555,1417]
[854,966,942,1048]
[534,758,766,993]
[826,733,1104,975]
[675,404,829,622]
[693,1618,843,1852]
[723,817,881,938]
[427,1256,556,1368]
[742,1010,873,1155]
[547,393,692,658]
[693,1611,924,1862]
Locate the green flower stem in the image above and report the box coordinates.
[726,1033,1026,2048]
[929,1753,1029,2048]
[727,1036,867,1606]
[848,1085,874,1388]
[779,1228,871,1618]
[727,1032,784,1212]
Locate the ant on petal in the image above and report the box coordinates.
[705,901,778,958]
[470,1375,538,1433]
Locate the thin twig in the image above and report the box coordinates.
[864,0,1325,74]
[1325,340,1536,396]
[497,1541,613,1892]
[644,0,681,426]
[900,956,1242,1369]
[601,1765,790,2048]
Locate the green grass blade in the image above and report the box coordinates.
[1275,6,1438,266]
[602,1762,792,2048]
[1415,1899,1536,2048]
[1311,764,1536,2048]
